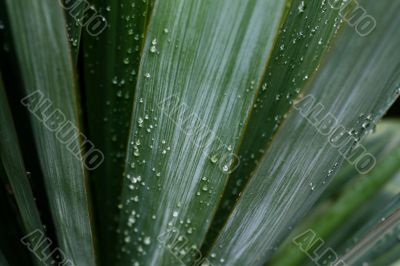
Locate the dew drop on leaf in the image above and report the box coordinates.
[298,1,305,13]
[143,237,151,245]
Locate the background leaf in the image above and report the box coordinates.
[206,0,400,264]
[3,0,96,264]
[0,163,32,266]
[320,121,400,201]
[0,250,9,266]
[82,0,151,263]
[270,121,400,266]
[206,0,349,246]
[339,205,400,265]
[0,74,45,265]
[63,0,83,64]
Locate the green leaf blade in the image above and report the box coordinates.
[206,0,349,247]
[0,74,43,238]
[0,74,45,266]
[270,122,400,266]
[64,0,83,64]
[206,0,400,265]
[116,0,287,264]
[4,0,96,264]
[0,250,9,266]
[340,204,400,265]
[82,0,151,263]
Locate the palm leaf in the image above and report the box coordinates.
[1,0,399,265]
[82,0,151,263]
[116,0,288,264]
[63,0,83,63]
[339,204,400,265]
[3,0,96,264]
[0,250,9,266]
[0,74,45,265]
[340,194,400,265]
[270,122,400,266]
[207,0,349,245]
[321,120,400,200]
[206,0,400,264]
[0,162,31,266]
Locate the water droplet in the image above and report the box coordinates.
[298,1,305,13]
[143,237,151,245]
[362,121,371,129]
[150,46,157,53]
